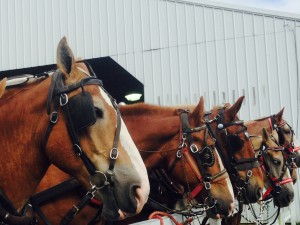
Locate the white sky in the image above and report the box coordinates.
[205,0,300,14]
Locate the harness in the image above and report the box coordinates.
[269,117,298,171]
[168,110,228,213]
[204,108,259,198]
[256,138,293,201]
[29,61,122,225]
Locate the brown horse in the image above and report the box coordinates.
[204,96,264,204]
[245,109,298,183]
[33,97,235,224]
[251,128,294,207]
[0,37,149,223]
[221,110,296,225]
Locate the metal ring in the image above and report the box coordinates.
[90,171,108,190]
[4,212,9,220]
[190,143,199,153]
[60,93,68,106]
[110,148,119,160]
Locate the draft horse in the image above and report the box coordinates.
[33,97,235,225]
[221,109,296,225]
[0,37,149,224]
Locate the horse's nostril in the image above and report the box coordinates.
[286,193,294,203]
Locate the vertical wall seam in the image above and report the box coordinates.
[273,17,282,109]
[263,16,272,113]
[184,3,192,103]
[157,0,164,104]
[212,8,219,105]
[166,1,173,104]
[242,12,251,113]
[203,6,210,107]
[175,2,182,104]
[252,14,260,115]
[222,9,229,104]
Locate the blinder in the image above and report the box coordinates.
[68,91,97,131]
[226,134,245,153]
[198,146,215,167]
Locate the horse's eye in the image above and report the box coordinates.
[272,159,281,165]
[94,108,103,118]
[284,130,291,135]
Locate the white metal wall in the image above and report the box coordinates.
[1,0,300,223]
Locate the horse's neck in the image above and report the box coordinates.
[0,80,51,209]
[121,105,179,169]
[246,119,270,136]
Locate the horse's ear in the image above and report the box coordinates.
[0,78,7,97]
[226,96,244,120]
[56,37,75,76]
[274,107,285,124]
[261,128,269,142]
[224,103,231,108]
[191,96,204,124]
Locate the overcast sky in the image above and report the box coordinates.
[206,0,300,14]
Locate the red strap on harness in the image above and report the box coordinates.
[294,146,300,152]
[262,178,293,200]
[149,211,193,225]
[182,147,204,200]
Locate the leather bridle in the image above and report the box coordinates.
[38,61,122,225]
[168,109,229,210]
[255,135,293,201]
[204,108,260,199]
[270,117,298,169]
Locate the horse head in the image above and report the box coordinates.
[44,37,149,220]
[246,109,298,183]
[205,96,264,204]
[258,128,294,207]
[273,109,300,170]
[162,97,235,218]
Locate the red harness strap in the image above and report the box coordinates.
[261,162,293,199]
[294,146,300,152]
[182,147,204,201]
[182,147,229,201]
[148,211,193,225]
[262,177,293,200]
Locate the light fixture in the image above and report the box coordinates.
[125,93,142,101]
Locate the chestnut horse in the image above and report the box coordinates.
[221,110,296,225]
[251,128,294,208]
[245,109,298,183]
[33,97,235,224]
[204,97,264,204]
[0,37,149,224]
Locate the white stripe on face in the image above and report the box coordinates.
[216,150,234,200]
[99,88,149,194]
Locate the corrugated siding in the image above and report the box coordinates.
[1,1,300,223]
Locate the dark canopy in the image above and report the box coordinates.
[0,57,144,104]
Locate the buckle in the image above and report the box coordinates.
[50,111,58,124]
[74,144,83,156]
[60,93,68,106]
